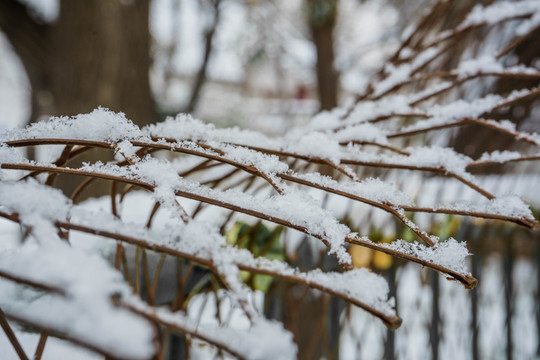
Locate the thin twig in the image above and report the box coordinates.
[33,333,48,360]
[0,307,29,360]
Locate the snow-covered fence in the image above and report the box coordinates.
[0,1,539,359]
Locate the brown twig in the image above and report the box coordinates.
[0,307,29,360]
[33,333,48,360]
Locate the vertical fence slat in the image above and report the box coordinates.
[471,253,481,360]
[504,241,513,360]
[384,264,397,360]
[430,270,440,360]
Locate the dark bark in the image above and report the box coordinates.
[0,1,50,123]
[0,0,156,197]
[0,0,154,125]
[50,0,154,126]
[307,0,339,111]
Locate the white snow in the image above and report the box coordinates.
[0,244,155,360]
[457,55,538,78]
[126,298,298,360]
[476,150,523,163]
[380,238,471,274]
[437,195,534,220]
[0,180,70,243]
[0,0,539,358]
[294,172,413,206]
[0,107,148,144]
[460,1,540,29]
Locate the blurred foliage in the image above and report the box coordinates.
[227,221,285,292]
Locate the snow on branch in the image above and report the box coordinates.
[0,1,539,358]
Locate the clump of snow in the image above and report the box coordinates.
[308,109,343,130]
[0,144,27,180]
[429,95,503,123]
[381,238,471,274]
[438,195,534,220]
[286,131,342,163]
[115,139,139,161]
[0,107,147,144]
[217,143,289,176]
[294,172,413,206]
[485,119,517,132]
[240,319,298,359]
[132,157,186,212]
[144,113,277,149]
[476,150,523,163]
[516,10,540,36]
[457,55,538,79]
[343,178,413,206]
[304,268,395,316]
[145,113,212,140]
[0,143,25,163]
[0,243,155,360]
[216,186,353,264]
[458,55,504,78]
[399,47,414,59]
[404,147,473,176]
[269,190,352,263]
[460,1,539,29]
[350,96,414,125]
[80,157,184,218]
[344,146,474,181]
[334,123,388,144]
[0,180,71,243]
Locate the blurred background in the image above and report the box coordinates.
[0,0,539,359]
[0,0,411,132]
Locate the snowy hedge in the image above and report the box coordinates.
[1,1,539,359]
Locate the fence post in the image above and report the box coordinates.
[430,270,440,360]
[471,252,481,360]
[384,263,397,360]
[504,239,513,360]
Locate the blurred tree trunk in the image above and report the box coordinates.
[0,0,155,197]
[51,0,154,126]
[307,0,339,111]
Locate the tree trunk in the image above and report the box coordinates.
[307,0,339,111]
[0,0,155,197]
[50,0,154,125]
